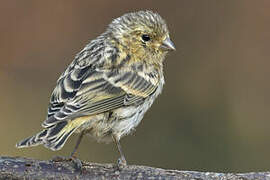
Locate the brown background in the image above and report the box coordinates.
[1,0,270,172]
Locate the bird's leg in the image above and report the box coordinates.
[112,135,127,167]
[70,130,85,157]
[68,131,86,170]
[52,131,85,170]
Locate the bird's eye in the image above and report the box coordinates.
[141,34,151,42]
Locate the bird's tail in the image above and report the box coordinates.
[16,120,79,151]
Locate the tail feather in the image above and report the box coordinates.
[43,116,92,150]
[44,126,76,150]
[16,129,47,148]
[16,121,77,151]
[16,116,91,151]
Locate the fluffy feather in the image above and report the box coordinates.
[16,11,175,160]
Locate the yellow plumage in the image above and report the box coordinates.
[16,10,175,167]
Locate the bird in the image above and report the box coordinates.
[16,10,175,166]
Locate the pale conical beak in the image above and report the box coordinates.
[161,37,176,51]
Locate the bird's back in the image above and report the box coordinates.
[16,11,174,166]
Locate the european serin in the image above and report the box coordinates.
[16,10,175,166]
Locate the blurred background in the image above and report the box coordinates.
[1,0,270,172]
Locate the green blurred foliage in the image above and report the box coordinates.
[1,0,270,172]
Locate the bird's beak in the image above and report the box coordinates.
[161,37,176,51]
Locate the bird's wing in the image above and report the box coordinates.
[45,39,104,120]
[42,65,158,128]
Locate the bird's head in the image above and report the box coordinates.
[107,10,175,66]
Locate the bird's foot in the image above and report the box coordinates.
[70,156,83,170]
[51,155,69,162]
[116,157,127,169]
[51,155,83,171]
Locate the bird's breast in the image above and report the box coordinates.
[111,78,164,139]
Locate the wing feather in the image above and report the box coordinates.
[43,44,159,128]
[43,68,158,128]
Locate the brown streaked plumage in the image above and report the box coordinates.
[16,10,175,166]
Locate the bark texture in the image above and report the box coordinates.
[0,156,269,180]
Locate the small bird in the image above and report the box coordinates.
[16,10,175,166]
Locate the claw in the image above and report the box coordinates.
[51,155,83,171]
[71,157,83,170]
[51,155,68,162]
[117,157,127,169]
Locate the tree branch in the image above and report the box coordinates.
[0,156,268,180]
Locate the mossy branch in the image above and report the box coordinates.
[0,156,269,180]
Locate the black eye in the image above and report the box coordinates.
[141,34,150,42]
